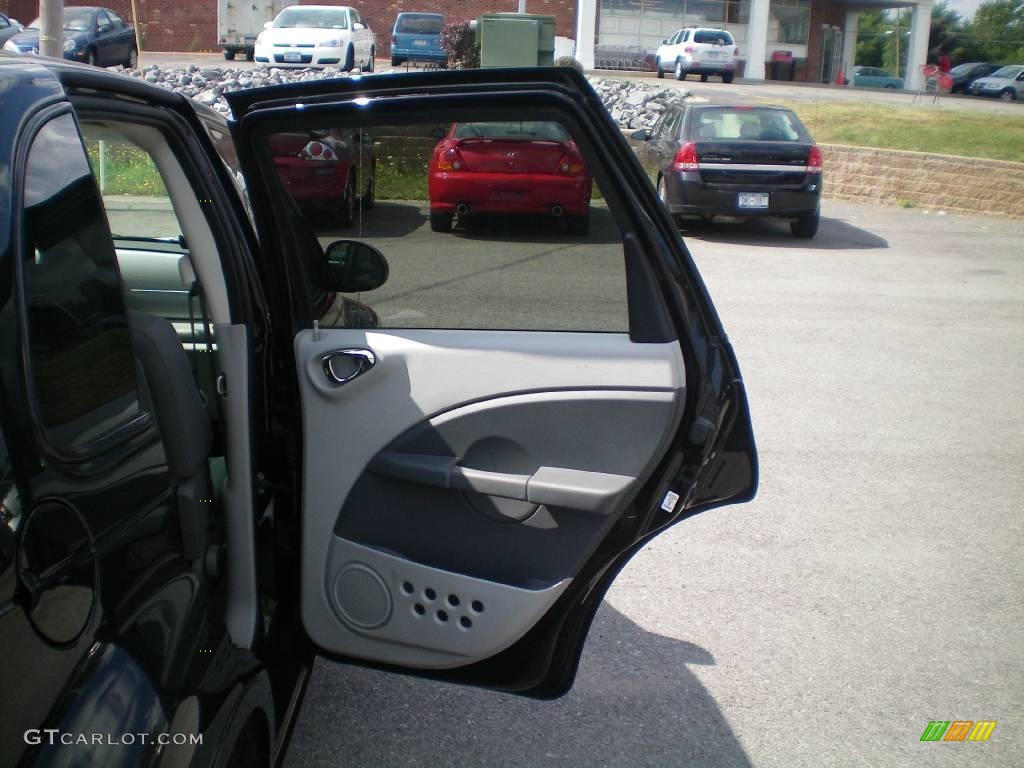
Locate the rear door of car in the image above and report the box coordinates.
[225,68,756,696]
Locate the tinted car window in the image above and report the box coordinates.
[694,30,733,45]
[21,113,141,452]
[693,108,809,142]
[396,14,443,34]
[262,115,628,333]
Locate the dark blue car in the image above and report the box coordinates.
[391,12,446,67]
[3,6,136,68]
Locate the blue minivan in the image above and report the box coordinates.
[391,12,446,67]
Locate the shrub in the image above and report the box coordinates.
[440,22,480,69]
[555,56,584,74]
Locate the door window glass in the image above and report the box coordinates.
[262,116,628,332]
[21,113,142,452]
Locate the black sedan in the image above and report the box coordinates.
[949,62,1000,94]
[634,104,823,238]
[3,6,136,67]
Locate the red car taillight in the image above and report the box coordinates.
[807,145,823,174]
[435,143,467,171]
[734,47,739,57]
[672,142,699,172]
[557,148,586,176]
[298,141,338,161]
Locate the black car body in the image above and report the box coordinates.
[949,62,999,94]
[3,6,136,67]
[0,55,756,765]
[635,104,823,238]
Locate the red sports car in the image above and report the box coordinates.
[269,129,375,227]
[428,121,592,234]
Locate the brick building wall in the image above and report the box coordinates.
[2,1,578,54]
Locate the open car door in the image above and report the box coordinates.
[225,69,756,697]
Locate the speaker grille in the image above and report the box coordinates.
[333,564,392,629]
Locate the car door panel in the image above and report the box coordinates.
[297,328,684,667]
[225,69,756,695]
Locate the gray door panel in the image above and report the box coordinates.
[297,328,685,668]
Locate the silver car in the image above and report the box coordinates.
[967,64,1024,101]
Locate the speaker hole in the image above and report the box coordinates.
[401,581,414,596]
[459,616,472,629]
[413,603,425,616]
[424,588,436,602]
[471,600,484,614]
[446,594,460,608]
[436,610,449,623]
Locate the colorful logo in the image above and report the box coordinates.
[920,721,997,742]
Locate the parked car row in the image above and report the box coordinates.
[850,61,1023,101]
[2,5,136,68]
[251,5,448,70]
[966,64,1024,100]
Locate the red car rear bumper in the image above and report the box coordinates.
[429,171,591,216]
[274,158,348,204]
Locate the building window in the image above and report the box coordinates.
[769,0,810,45]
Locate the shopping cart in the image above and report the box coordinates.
[913,64,954,104]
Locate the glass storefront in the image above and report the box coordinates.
[596,0,809,70]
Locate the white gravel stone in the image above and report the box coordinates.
[113,67,691,129]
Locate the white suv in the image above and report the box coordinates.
[655,28,738,83]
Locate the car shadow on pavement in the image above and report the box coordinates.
[284,602,752,768]
[678,215,888,250]
[448,205,622,246]
[313,201,426,240]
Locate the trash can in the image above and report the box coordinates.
[770,50,795,81]
[478,13,556,67]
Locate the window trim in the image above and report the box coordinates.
[11,103,155,472]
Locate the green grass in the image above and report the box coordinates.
[776,101,1024,163]
[85,141,169,196]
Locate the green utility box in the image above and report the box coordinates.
[478,13,556,67]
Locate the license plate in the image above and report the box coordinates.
[738,193,769,209]
[706,51,719,58]
[283,51,302,62]
[414,40,427,46]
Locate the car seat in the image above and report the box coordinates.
[128,310,212,562]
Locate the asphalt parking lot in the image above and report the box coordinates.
[281,199,1024,767]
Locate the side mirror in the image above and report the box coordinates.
[353,22,365,30]
[325,240,389,293]
[662,38,668,44]
[264,20,273,29]
[630,129,649,141]
[430,127,446,140]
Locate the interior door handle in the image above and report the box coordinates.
[321,348,376,385]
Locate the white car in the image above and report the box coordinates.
[655,27,737,83]
[254,4,376,71]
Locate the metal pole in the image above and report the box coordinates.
[38,0,63,59]
[98,140,106,194]
[130,0,143,68]
[518,0,527,13]
[894,8,900,79]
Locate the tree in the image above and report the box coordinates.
[966,0,1024,61]
[856,10,891,68]
[929,1,965,60]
